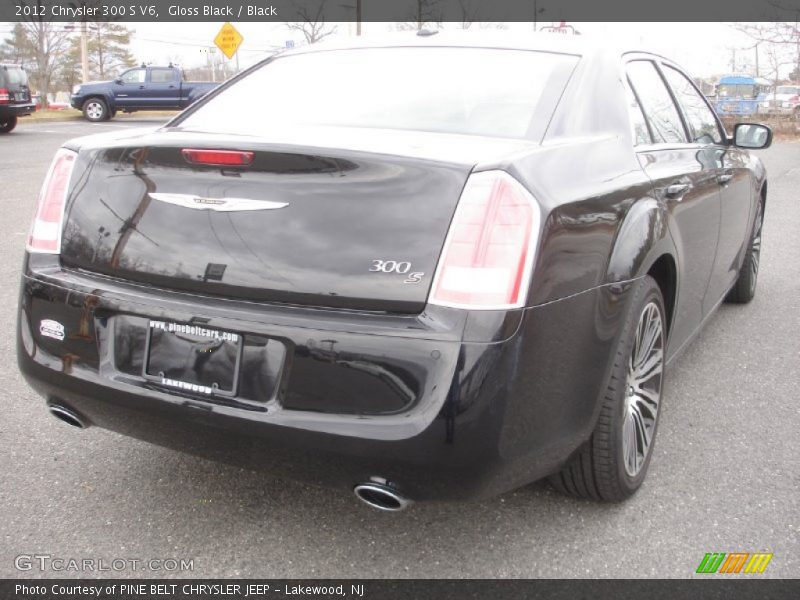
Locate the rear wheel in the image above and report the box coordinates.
[549,275,666,501]
[82,98,109,122]
[726,199,763,304]
[0,116,18,133]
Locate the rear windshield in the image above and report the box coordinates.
[177,47,579,140]
[1,66,28,87]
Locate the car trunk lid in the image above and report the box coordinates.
[60,129,528,313]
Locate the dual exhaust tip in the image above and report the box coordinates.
[353,482,412,512]
[47,403,411,510]
[48,403,88,429]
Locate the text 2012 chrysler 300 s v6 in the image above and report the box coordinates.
[17,34,771,510]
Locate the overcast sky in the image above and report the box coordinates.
[0,20,775,79]
[120,21,763,78]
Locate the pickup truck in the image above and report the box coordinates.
[70,65,218,122]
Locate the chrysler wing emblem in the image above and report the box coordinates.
[148,193,288,212]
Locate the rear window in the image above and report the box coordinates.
[1,66,28,87]
[177,47,579,140]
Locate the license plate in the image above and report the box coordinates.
[144,320,242,396]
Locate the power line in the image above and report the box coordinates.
[131,34,283,52]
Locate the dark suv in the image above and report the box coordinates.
[1,64,35,133]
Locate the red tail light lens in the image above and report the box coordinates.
[0,88,9,104]
[27,148,77,254]
[790,95,799,103]
[181,148,254,166]
[428,171,540,310]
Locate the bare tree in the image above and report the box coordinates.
[733,22,800,81]
[286,0,337,45]
[20,20,72,107]
[763,43,797,84]
[395,0,443,31]
[457,0,480,29]
[454,0,509,30]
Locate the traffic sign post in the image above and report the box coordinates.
[214,22,244,70]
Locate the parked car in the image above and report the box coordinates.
[18,33,771,509]
[760,84,800,117]
[0,64,35,133]
[70,64,218,122]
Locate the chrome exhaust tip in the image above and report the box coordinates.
[353,482,412,512]
[48,404,88,429]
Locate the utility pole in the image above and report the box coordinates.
[795,18,799,82]
[80,20,89,83]
[754,42,759,77]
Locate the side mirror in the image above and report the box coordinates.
[114,78,124,85]
[733,123,772,149]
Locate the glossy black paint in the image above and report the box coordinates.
[18,257,632,500]
[59,130,479,313]
[18,36,768,500]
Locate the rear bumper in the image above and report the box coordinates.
[18,258,634,500]
[0,103,35,117]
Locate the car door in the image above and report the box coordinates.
[625,59,722,354]
[659,64,751,310]
[114,67,147,108]
[147,68,180,108]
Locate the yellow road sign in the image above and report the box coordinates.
[214,22,243,59]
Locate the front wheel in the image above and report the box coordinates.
[0,116,18,133]
[726,199,763,304]
[550,275,666,501]
[82,98,109,122]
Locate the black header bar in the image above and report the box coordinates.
[3,0,800,22]
[2,579,798,600]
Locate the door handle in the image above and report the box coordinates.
[139,85,146,89]
[665,183,691,198]
[718,172,734,185]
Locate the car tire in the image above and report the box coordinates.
[549,275,666,502]
[82,98,109,122]
[726,199,763,304]
[0,116,18,133]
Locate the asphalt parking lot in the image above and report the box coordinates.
[0,117,797,579]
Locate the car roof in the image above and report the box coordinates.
[278,30,653,61]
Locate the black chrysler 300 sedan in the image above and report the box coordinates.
[18,34,771,510]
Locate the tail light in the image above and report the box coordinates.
[27,148,77,254]
[790,95,799,104]
[182,148,254,166]
[428,170,540,310]
[0,88,9,104]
